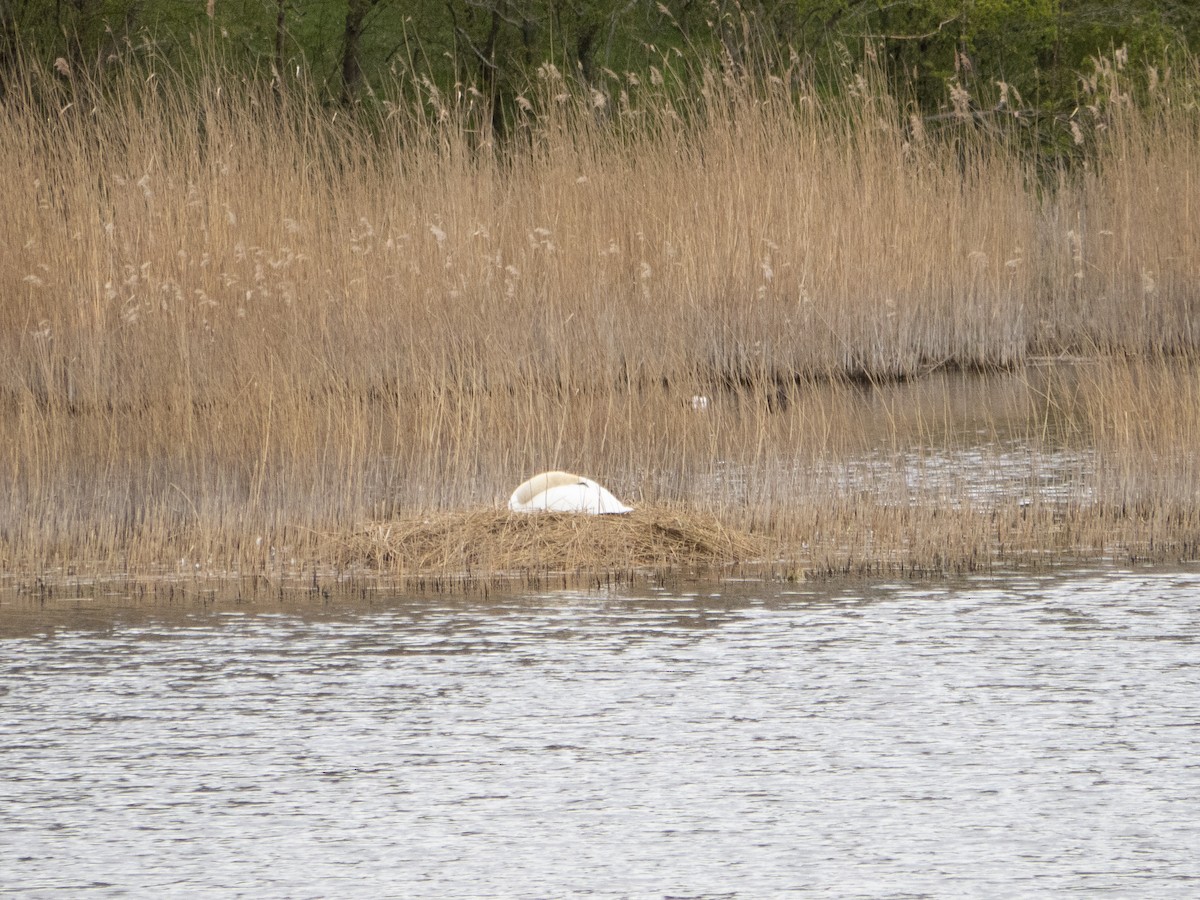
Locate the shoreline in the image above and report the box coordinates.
[5,500,1200,602]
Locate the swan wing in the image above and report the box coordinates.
[581,478,634,514]
[539,483,594,512]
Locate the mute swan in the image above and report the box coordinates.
[509,470,633,515]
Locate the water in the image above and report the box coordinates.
[3,568,1200,898]
[812,441,1096,506]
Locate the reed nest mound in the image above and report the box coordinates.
[334,507,771,578]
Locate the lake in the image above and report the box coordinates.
[3,567,1199,897]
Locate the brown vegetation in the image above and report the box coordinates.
[333,507,769,577]
[1,58,1199,589]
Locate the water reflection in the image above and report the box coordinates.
[794,366,1095,507]
[3,569,1199,897]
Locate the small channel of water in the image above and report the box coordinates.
[3,568,1199,897]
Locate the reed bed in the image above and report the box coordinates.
[2,58,1200,587]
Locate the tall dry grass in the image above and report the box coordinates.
[2,56,1199,580]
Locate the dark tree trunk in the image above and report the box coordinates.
[341,0,370,104]
[274,0,286,77]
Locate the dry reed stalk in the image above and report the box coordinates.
[1,59,1199,586]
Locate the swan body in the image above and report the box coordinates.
[509,470,633,515]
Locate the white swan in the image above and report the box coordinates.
[509,470,633,515]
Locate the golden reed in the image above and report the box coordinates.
[1,57,1198,586]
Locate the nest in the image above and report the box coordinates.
[334,506,769,579]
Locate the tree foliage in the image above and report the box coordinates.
[2,0,1198,117]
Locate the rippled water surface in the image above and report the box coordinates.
[4,569,1200,897]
